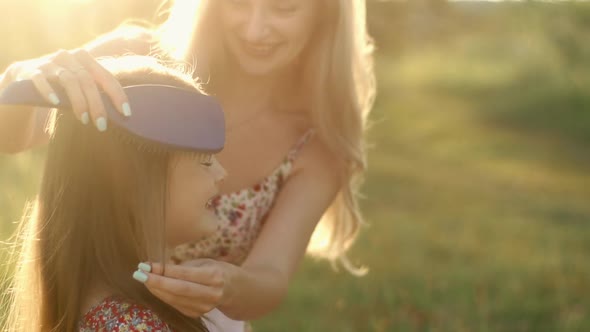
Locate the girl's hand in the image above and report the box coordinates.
[134,259,234,318]
[5,48,131,131]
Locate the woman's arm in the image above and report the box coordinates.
[140,140,343,320]
[218,144,342,319]
[0,67,47,154]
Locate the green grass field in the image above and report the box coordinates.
[2,2,590,331]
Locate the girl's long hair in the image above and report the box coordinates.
[3,57,208,331]
[157,0,376,273]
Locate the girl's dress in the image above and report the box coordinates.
[79,296,174,331]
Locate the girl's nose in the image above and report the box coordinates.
[211,158,227,184]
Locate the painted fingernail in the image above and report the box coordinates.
[138,262,152,273]
[133,270,148,283]
[81,112,90,125]
[49,93,60,105]
[96,117,107,132]
[122,102,132,117]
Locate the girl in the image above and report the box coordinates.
[0,0,376,330]
[2,56,226,331]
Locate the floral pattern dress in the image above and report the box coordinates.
[79,296,174,331]
[173,129,315,266]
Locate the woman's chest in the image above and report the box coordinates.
[216,113,308,194]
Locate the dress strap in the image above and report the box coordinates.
[286,128,315,163]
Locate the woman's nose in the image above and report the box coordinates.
[243,6,271,42]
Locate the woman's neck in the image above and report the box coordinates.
[216,59,299,122]
[220,64,277,107]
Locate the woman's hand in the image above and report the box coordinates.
[134,259,235,318]
[5,48,131,131]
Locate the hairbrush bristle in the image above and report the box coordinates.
[110,125,207,157]
[112,127,171,154]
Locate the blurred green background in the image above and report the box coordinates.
[1,0,590,331]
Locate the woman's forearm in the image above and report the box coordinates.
[0,106,39,154]
[0,71,43,154]
[218,263,289,321]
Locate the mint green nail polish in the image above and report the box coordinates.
[96,117,107,132]
[133,270,148,283]
[81,112,90,125]
[138,262,151,273]
[49,93,60,105]
[122,103,132,117]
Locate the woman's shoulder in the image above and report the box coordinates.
[79,296,173,332]
[84,23,159,58]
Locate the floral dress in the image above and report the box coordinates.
[173,129,315,332]
[79,296,174,331]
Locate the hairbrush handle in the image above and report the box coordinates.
[0,79,66,108]
[0,80,225,153]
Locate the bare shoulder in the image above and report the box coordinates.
[275,109,340,176]
[274,109,343,188]
[294,133,343,189]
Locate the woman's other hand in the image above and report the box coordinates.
[133,259,234,318]
[5,48,131,131]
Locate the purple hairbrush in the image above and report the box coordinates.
[0,80,225,153]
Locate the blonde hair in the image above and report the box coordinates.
[157,0,376,273]
[3,57,208,331]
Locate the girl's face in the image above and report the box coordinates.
[166,154,226,247]
[219,0,319,77]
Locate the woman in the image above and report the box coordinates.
[0,0,375,330]
[2,56,226,331]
